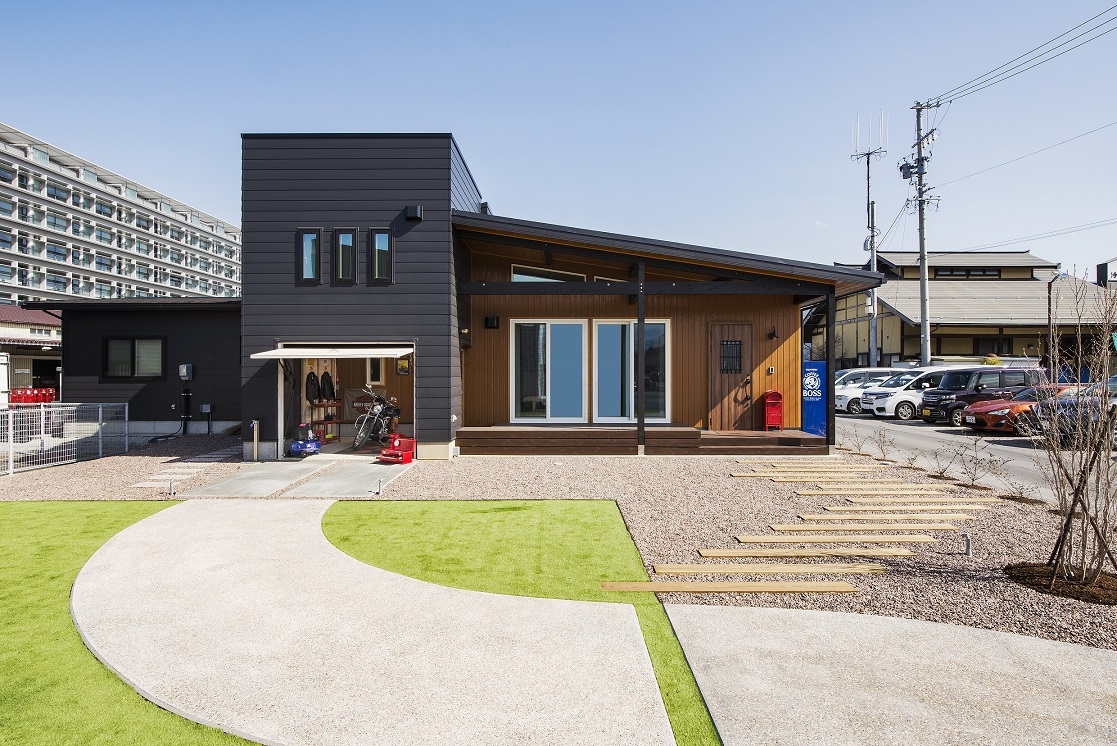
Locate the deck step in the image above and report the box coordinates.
[700,547,916,557]
[601,581,857,593]
[737,534,937,543]
[654,563,885,575]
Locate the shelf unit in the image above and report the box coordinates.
[309,400,342,442]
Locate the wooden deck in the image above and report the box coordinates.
[454,425,828,456]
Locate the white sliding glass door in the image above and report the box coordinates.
[511,321,587,422]
[593,320,670,422]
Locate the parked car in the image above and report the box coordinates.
[921,367,1047,427]
[1034,375,1117,448]
[834,368,909,414]
[960,385,1079,435]
[859,366,975,420]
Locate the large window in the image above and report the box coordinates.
[511,321,587,422]
[296,228,321,284]
[333,228,357,284]
[369,229,392,283]
[103,338,164,379]
[594,320,669,421]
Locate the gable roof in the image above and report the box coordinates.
[876,276,1107,326]
[0,304,60,326]
[452,211,883,297]
[877,250,1059,270]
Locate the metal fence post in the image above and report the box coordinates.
[39,403,46,451]
[123,402,129,453]
[6,410,12,476]
[98,405,104,458]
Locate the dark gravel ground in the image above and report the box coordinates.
[382,454,1117,651]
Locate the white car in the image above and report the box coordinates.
[859,366,975,420]
[834,368,909,414]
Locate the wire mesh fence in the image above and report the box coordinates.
[0,403,128,474]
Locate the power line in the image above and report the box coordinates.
[951,216,1117,252]
[934,5,1117,102]
[933,119,1117,188]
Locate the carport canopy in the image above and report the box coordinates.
[250,346,413,360]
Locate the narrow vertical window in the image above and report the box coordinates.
[333,228,357,284]
[369,229,392,283]
[295,228,321,284]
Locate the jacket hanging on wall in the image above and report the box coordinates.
[305,371,320,403]
[320,370,336,401]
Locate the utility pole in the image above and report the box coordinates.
[901,101,939,366]
[852,122,885,366]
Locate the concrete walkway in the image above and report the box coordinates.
[666,605,1117,746]
[71,500,674,746]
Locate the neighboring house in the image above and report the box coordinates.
[31,133,882,458]
[815,250,1108,367]
[0,121,241,303]
[0,302,60,389]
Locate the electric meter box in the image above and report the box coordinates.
[178,364,194,381]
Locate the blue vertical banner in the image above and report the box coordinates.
[801,361,827,437]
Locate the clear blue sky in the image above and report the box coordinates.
[9,1,1116,277]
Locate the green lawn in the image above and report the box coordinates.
[0,502,248,746]
[323,499,720,746]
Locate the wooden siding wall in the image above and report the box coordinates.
[462,250,804,429]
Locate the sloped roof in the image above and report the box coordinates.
[0,304,60,326]
[453,211,883,297]
[876,277,1109,326]
[877,251,1059,270]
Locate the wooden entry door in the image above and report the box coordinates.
[708,323,753,430]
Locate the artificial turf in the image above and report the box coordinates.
[323,499,721,746]
[0,501,249,746]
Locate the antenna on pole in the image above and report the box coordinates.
[852,112,887,367]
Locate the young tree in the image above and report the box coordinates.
[1035,275,1117,586]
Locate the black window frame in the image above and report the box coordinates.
[367,228,393,285]
[295,228,322,285]
[332,227,358,285]
[100,336,166,381]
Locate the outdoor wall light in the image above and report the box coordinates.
[404,205,423,221]
[484,316,500,329]
[768,327,779,340]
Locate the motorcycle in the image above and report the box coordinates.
[352,384,400,451]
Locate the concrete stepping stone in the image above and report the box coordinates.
[701,547,916,558]
[771,523,958,532]
[654,563,885,575]
[737,534,937,543]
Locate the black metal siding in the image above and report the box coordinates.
[59,309,241,421]
[450,139,483,213]
[240,135,460,447]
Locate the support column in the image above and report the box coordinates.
[636,261,646,454]
[826,291,837,447]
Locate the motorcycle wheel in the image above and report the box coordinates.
[353,417,373,451]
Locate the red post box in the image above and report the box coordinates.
[763,390,784,431]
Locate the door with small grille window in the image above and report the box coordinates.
[708,323,753,430]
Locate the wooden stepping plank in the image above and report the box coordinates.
[799,490,948,496]
[846,496,1004,503]
[701,547,916,558]
[826,504,989,512]
[772,523,957,532]
[129,482,173,488]
[816,484,956,490]
[601,581,857,593]
[798,513,973,521]
[736,534,937,544]
[767,478,915,483]
[654,563,885,575]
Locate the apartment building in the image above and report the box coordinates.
[0,122,240,303]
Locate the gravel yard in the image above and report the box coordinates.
[383,454,1117,651]
[0,435,249,501]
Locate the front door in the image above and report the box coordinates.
[708,323,753,430]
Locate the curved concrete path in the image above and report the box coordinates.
[72,500,674,746]
[666,605,1117,746]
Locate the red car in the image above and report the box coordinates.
[961,385,1080,435]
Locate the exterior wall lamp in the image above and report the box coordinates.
[768,327,779,340]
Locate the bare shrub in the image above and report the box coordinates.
[952,437,1010,488]
[870,428,897,461]
[928,444,961,478]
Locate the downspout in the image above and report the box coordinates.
[636,260,646,455]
